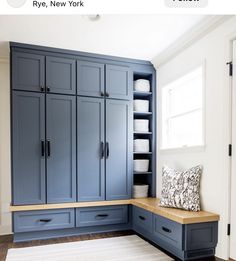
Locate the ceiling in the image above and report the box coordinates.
[0,15,209,60]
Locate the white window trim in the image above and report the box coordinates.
[159,61,206,152]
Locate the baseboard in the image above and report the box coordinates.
[0,234,13,243]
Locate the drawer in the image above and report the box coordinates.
[153,214,183,250]
[132,206,152,234]
[13,209,75,233]
[76,205,128,227]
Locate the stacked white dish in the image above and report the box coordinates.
[134,119,149,132]
[133,159,149,172]
[134,139,149,152]
[134,100,149,112]
[134,79,150,92]
[133,184,149,198]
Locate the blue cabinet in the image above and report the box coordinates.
[12,52,45,92]
[12,91,46,205]
[46,95,76,203]
[77,97,105,201]
[106,64,132,100]
[76,205,128,227]
[77,60,104,97]
[12,52,76,95]
[132,206,218,261]
[14,209,75,233]
[77,60,132,100]
[46,56,76,95]
[77,98,132,201]
[106,99,132,200]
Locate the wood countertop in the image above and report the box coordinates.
[10,198,220,224]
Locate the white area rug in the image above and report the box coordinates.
[6,235,173,261]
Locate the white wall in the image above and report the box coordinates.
[0,58,12,235]
[153,16,236,260]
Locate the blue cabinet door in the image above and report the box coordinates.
[77,97,105,201]
[106,64,132,100]
[46,56,76,95]
[12,91,46,205]
[12,52,45,92]
[77,60,104,98]
[46,94,76,203]
[105,99,132,200]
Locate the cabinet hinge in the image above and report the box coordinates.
[227,61,233,76]
[227,224,231,236]
[229,144,232,156]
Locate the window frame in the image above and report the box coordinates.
[159,62,206,152]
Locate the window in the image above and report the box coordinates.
[161,66,204,150]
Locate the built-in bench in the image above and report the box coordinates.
[10,198,219,261]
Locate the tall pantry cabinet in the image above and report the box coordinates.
[11,43,151,207]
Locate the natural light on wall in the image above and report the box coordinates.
[161,65,204,150]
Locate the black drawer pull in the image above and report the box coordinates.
[39,219,52,223]
[105,92,109,97]
[162,226,172,233]
[46,86,50,92]
[96,214,109,218]
[101,92,104,97]
[41,140,45,157]
[139,215,146,221]
[40,86,45,92]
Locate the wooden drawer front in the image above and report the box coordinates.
[133,206,152,234]
[14,209,75,233]
[76,205,128,227]
[153,214,183,250]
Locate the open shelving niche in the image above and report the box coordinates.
[133,71,156,198]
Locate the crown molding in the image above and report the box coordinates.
[152,15,233,68]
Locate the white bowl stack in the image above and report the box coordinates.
[134,139,149,153]
[134,100,149,112]
[133,184,149,198]
[133,159,149,172]
[134,119,149,132]
[134,79,150,92]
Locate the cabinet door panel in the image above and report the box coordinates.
[77,97,105,201]
[46,94,76,203]
[106,64,132,100]
[12,52,45,92]
[106,99,132,200]
[12,91,46,205]
[46,56,76,95]
[77,61,104,97]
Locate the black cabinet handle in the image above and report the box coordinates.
[46,86,50,92]
[47,140,51,158]
[139,216,146,221]
[105,92,109,97]
[105,142,109,158]
[39,219,52,223]
[41,140,45,157]
[96,214,109,218]
[101,92,104,97]
[100,142,104,159]
[162,226,172,233]
[40,86,45,92]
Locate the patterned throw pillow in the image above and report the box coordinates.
[159,165,202,211]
